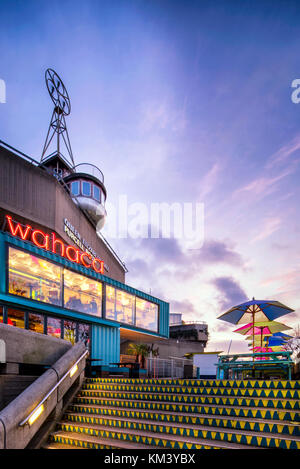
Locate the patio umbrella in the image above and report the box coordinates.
[234,320,292,349]
[218,299,294,361]
[271,332,293,340]
[218,299,294,325]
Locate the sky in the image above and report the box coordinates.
[0,0,300,353]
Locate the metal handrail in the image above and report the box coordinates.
[19,349,89,427]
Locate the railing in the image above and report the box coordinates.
[216,351,294,380]
[74,163,104,183]
[147,357,193,378]
[19,349,88,427]
[0,341,88,449]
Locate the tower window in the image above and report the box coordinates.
[82,181,91,196]
[71,181,80,196]
[93,185,101,202]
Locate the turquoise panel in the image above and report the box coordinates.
[91,324,120,366]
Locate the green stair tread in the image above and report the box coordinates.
[82,383,300,397]
[75,394,300,412]
[62,413,300,444]
[70,401,299,422]
[68,403,299,425]
[85,378,300,389]
[50,430,176,449]
[79,388,300,402]
[44,442,87,449]
[56,423,258,450]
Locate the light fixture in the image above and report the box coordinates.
[28,404,44,426]
[69,364,78,377]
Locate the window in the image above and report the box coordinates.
[82,181,91,196]
[0,306,3,323]
[105,285,116,320]
[7,308,25,328]
[64,320,77,345]
[71,181,80,196]
[105,286,134,325]
[78,323,90,348]
[28,312,44,333]
[93,185,101,202]
[8,247,62,306]
[135,298,158,332]
[47,317,62,338]
[64,269,102,316]
[116,290,135,324]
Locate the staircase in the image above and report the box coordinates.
[45,378,300,450]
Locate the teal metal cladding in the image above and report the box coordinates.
[91,324,120,367]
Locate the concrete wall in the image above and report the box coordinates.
[0,145,125,283]
[193,353,220,377]
[0,322,72,369]
[0,341,87,449]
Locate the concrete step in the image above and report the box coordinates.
[47,429,224,449]
[85,378,300,390]
[54,421,258,450]
[82,382,300,399]
[76,389,300,410]
[61,413,300,449]
[73,395,300,420]
[67,404,300,435]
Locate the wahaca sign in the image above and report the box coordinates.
[6,215,104,274]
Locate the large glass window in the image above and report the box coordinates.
[116,290,135,324]
[64,269,102,316]
[7,308,25,328]
[105,286,134,325]
[135,298,158,332]
[8,247,62,306]
[105,285,116,320]
[64,319,77,345]
[29,312,44,333]
[0,306,3,323]
[47,317,62,338]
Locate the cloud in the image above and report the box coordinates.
[266,134,300,169]
[211,276,248,312]
[232,169,293,202]
[170,299,198,315]
[198,162,222,200]
[250,217,281,243]
[196,240,244,266]
[139,99,187,134]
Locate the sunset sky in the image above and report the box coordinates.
[1,0,300,353]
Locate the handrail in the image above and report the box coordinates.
[19,349,89,427]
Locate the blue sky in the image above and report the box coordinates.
[1,0,300,352]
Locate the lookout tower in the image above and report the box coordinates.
[40,68,107,231]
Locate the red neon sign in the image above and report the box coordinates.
[6,215,104,274]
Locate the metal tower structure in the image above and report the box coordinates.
[41,68,75,169]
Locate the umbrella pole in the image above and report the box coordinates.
[252,312,255,376]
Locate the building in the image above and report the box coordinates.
[0,70,169,380]
[120,316,208,360]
